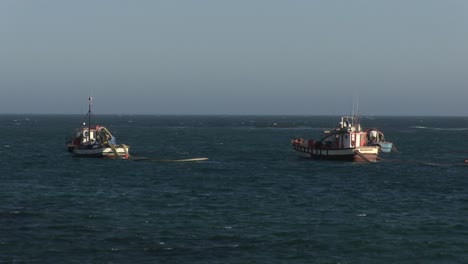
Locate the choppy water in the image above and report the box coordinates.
[1,115,468,263]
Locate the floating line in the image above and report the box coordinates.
[377,157,468,167]
[129,156,209,163]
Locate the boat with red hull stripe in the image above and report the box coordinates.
[292,115,393,162]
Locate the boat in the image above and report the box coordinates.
[67,97,130,159]
[291,115,393,162]
[366,128,393,153]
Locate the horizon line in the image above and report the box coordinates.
[0,113,467,117]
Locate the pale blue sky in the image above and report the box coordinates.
[1,0,467,115]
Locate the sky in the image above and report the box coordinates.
[1,0,467,115]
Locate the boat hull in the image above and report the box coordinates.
[292,144,379,162]
[71,145,130,159]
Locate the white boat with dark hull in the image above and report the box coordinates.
[292,115,392,162]
[67,98,130,159]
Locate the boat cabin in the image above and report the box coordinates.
[320,130,368,149]
[316,116,366,149]
[74,126,98,145]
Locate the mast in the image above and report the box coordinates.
[88,96,92,142]
[352,89,360,130]
[356,90,359,129]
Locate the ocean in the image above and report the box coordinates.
[1,115,467,263]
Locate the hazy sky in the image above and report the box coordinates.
[1,0,467,115]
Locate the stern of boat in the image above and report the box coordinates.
[353,146,379,162]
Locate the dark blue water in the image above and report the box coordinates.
[1,115,468,263]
